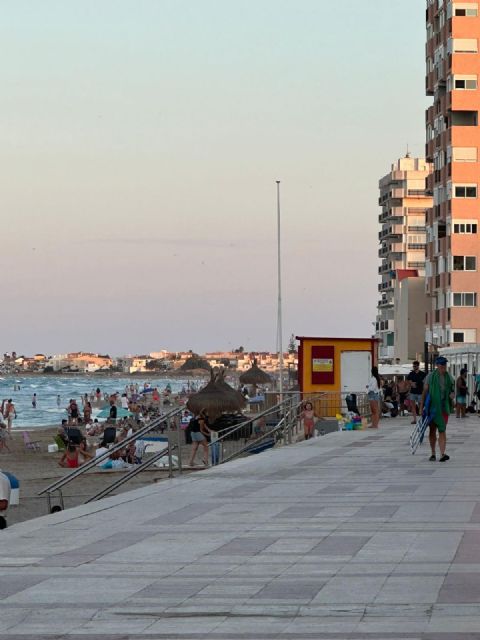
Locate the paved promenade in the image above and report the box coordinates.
[2,415,480,638]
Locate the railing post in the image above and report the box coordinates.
[167,443,174,479]
[176,419,183,475]
[287,398,293,445]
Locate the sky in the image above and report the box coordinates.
[1,0,428,356]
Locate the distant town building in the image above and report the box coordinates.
[376,156,432,362]
[50,352,112,373]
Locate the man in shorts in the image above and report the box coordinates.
[407,361,426,424]
[419,356,455,462]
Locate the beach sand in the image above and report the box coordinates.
[1,426,196,527]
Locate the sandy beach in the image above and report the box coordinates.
[1,425,197,527]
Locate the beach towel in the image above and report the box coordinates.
[429,369,454,431]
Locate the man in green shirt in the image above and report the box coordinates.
[419,356,455,462]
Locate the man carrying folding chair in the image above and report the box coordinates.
[419,356,455,462]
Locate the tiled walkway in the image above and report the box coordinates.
[2,415,480,638]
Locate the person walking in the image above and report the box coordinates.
[301,401,316,440]
[188,411,210,467]
[367,366,381,428]
[456,368,468,419]
[407,361,426,424]
[419,356,455,462]
[4,400,16,436]
[397,377,410,416]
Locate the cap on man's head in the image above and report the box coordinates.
[435,356,448,366]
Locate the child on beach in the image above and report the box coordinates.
[301,402,317,440]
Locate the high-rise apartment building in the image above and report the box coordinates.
[376,156,432,362]
[426,0,480,348]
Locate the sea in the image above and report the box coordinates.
[0,375,205,429]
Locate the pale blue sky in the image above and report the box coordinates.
[2,0,427,355]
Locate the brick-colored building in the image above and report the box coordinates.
[425,0,480,347]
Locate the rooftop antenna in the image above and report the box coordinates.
[405,143,411,158]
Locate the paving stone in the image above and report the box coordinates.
[309,535,370,557]
[0,576,47,599]
[213,537,278,556]
[438,572,480,603]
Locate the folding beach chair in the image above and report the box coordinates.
[22,431,41,452]
[409,395,432,455]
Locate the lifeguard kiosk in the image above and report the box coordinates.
[296,336,379,417]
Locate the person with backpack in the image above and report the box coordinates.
[188,410,211,467]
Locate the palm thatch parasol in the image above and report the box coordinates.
[214,368,247,407]
[239,359,272,388]
[187,370,246,421]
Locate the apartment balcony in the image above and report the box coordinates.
[384,224,403,237]
[379,345,396,359]
[378,298,394,308]
[377,318,394,332]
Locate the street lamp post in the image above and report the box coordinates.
[276,180,284,402]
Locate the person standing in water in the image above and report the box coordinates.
[32,393,37,409]
[57,395,61,408]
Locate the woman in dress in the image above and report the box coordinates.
[367,366,382,428]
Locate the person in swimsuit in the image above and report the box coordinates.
[4,400,16,436]
[59,444,80,468]
[301,401,316,440]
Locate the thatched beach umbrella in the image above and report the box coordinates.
[214,369,247,407]
[187,371,246,421]
[239,359,272,393]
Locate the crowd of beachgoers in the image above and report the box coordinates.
[0,382,201,467]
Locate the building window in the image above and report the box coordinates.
[453,332,465,342]
[453,222,478,233]
[452,38,479,52]
[454,76,478,90]
[454,5,479,17]
[452,292,477,306]
[451,111,478,126]
[451,146,478,162]
[454,185,477,197]
[453,256,477,270]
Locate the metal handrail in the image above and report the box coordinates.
[209,394,307,465]
[85,444,175,503]
[38,406,184,497]
[220,414,290,464]
[213,401,285,444]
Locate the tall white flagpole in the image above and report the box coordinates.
[276,180,284,402]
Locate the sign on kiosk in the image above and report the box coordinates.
[311,346,335,385]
